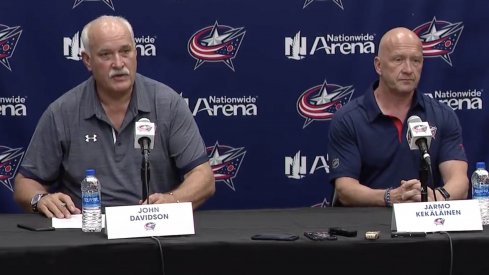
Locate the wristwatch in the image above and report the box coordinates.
[31,193,48,213]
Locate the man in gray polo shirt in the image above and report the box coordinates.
[13,15,215,218]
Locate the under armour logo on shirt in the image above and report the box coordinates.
[85,134,98,142]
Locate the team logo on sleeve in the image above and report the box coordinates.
[0,24,22,71]
[297,80,354,128]
[303,0,344,10]
[72,0,115,10]
[207,142,246,191]
[0,146,24,191]
[188,21,246,72]
[413,17,464,66]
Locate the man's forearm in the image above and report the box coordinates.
[13,173,49,212]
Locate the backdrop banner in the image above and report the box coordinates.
[1,0,488,212]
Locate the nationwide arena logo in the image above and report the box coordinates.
[0,146,24,191]
[181,94,258,117]
[285,31,375,60]
[303,0,344,10]
[63,31,84,61]
[0,24,22,71]
[413,17,464,66]
[207,142,246,191]
[64,31,157,61]
[0,95,27,116]
[285,150,329,179]
[425,88,483,111]
[72,0,115,10]
[188,21,246,72]
[297,80,354,128]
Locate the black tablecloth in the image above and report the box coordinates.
[1,207,488,275]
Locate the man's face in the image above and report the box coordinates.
[375,34,424,95]
[82,21,137,95]
[381,49,423,94]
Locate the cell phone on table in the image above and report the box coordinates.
[17,222,55,231]
[251,233,299,241]
[304,231,337,241]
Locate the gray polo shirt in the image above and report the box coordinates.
[20,73,209,208]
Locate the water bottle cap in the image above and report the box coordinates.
[85,169,96,176]
[476,162,486,170]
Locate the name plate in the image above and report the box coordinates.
[105,202,194,239]
[391,199,483,233]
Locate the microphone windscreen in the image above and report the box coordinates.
[407,115,422,124]
[406,115,432,150]
[134,118,155,149]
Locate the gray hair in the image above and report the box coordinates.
[81,15,135,54]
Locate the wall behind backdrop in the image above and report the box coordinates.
[1,0,488,213]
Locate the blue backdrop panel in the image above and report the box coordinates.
[1,0,488,212]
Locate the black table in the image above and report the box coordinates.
[1,207,488,275]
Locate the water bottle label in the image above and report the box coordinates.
[82,193,101,208]
[473,186,489,199]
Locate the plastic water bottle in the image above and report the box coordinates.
[472,162,489,225]
[81,169,102,232]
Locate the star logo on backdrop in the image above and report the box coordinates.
[207,142,246,191]
[297,80,354,128]
[303,0,344,10]
[0,24,22,71]
[0,146,24,191]
[73,0,115,10]
[413,17,464,66]
[188,21,246,72]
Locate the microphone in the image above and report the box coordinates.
[134,118,155,151]
[406,115,432,165]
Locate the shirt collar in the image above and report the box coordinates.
[363,80,425,122]
[81,73,151,120]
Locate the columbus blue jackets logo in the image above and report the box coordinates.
[413,17,464,66]
[434,217,445,225]
[0,24,22,71]
[207,142,246,191]
[0,146,24,191]
[144,222,156,230]
[303,0,344,10]
[72,0,115,10]
[188,21,246,72]
[297,80,354,128]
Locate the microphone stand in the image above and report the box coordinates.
[141,147,150,204]
[419,157,429,202]
[419,155,435,202]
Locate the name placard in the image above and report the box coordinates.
[391,199,483,232]
[105,202,194,239]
